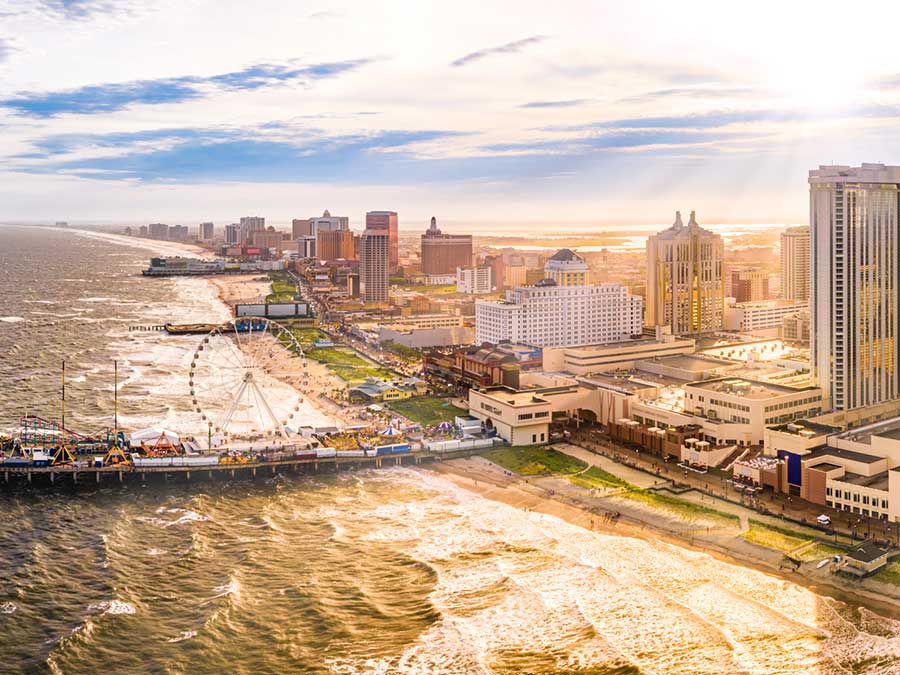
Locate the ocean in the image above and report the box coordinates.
[1,225,899,675]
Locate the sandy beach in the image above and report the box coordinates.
[430,453,900,619]
[207,274,271,308]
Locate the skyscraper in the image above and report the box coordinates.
[781,225,810,302]
[317,229,354,262]
[199,222,214,241]
[810,163,900,411]
[239,216,265,244]
[360,227,390,303]
[645,211,724,335]
[366,211,398,273]
[420,217,473,275]
[292,218,313,239]
[224,224,239,245]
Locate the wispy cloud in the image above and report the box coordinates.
[0,38,13,63]
[36,0,141,20]
[618,85,756,104]
[481,129,749,154]
[520,99,591,109]
[15,126,465,182]
[0,59,371,117]
[451,35,547,68]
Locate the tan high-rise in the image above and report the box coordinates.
[646,211,724,335]
[781,225,810,302]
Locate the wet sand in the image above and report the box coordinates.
[208,274,271,307]
[430,456,900,619]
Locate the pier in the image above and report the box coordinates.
[0,448,483,490]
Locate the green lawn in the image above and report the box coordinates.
[482,445,587,476]
[394,284,459,295]
[742,520,845,561]
[266,271,297,303]
[620,489,740,526]
[386,396,465,425]
[288,326,329,349]
[570,466,632,490]
[875,560,900,587]
[381,340,422,362]
[305,347,395,383]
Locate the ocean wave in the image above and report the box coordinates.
[0,316,25,323]
[166,630,197,643]
[88,600,137,616]
[0,602,16,614]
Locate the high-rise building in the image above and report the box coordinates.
[292,218,313,239]
[730,267,769,302]
[646,210,724,335]
[199,222,214,241]
[251,227,285,252]
[148,223,168,240]
[224,224,239,245]
[810,163,900,411]
[360,227,390,303]
[296,236,317,258]
[420,217,473,275]
[781,225,810,302]
[168,225,189,241]
[366,211,398,273]
[544,248,589,286]
[484,255,505,291]
[317,229,355,262]
[456,266,493,294]
[239,216,265,244]
[311,210,349,233]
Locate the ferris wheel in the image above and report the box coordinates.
[189,318,310,441]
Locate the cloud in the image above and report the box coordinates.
[520,99,591,109]
[618,85,756,104]
[451,35,547,67]
[16,127,466,182]
[0,38,13,63]
[36,0,141,20]
[481,129,749,154]
[0,59,371,117]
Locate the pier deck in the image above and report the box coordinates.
[0,448,482,489]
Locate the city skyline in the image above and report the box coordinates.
[5,2,900,224]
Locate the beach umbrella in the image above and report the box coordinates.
[437,421,453,432]
[381,425,399,437]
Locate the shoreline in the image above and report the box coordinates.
[427,458,900,620]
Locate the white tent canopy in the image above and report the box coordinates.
[129,427,181,445]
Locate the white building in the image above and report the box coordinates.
[724,299,808,333]
[781,225,810,302]
[199,222,214,241]
[476,283,642,348]
[810,163,900,411]
[646,211,724,335]
[456,266,493,294]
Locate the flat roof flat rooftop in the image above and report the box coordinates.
[688,377,815,399]
[641,354,732,371]
[804,447,885,465]
[835,471,891,491]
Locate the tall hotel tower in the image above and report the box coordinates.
[646,211,724,335]
[810,164,900,411]
[781,226,811,302]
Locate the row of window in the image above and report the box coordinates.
[517,411,549,421]
[826,487,888,509]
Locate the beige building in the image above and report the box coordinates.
[646,210,724,335]
[781,225,810,302]
[542,333,695,375]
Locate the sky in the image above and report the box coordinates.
[3,0,900,229]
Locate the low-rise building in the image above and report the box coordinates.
[724,299,807,333]
[469,384,590,445]
[542,332,695,375]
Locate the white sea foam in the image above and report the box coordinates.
[88,600,137,615]
[167,630,197,643]
[0,316,25,323]
[0,602,16,614]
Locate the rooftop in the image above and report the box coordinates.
[804,446,885,465]
[688,376,817,399]
[770,420,841,438]
[832,471,890,491]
